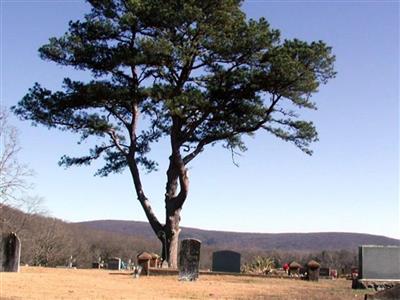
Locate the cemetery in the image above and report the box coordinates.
[2,231,399,299]
[1,0,398,299]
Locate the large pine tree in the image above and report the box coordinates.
[13,0,335,267]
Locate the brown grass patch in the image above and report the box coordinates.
[0,267,368,299]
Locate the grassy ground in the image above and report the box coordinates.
[1,267,369,300]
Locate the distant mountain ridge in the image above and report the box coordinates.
[76,219,399,252]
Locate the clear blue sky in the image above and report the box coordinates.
[1,0,399,239]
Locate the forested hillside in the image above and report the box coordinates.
[77,219,399,251]
[2,205,398,270]
[1,205,159,268]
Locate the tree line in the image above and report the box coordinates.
[1,204,159,268]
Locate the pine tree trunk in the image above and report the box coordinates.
[160,152,188,268]
[128,151,188,269]
[161,208,181,269]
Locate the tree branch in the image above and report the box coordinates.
[127,156,163,235]
[106,129,128,155]
[174,158,189,209]
[104,106,130,130]
[182,94,281,164]
[125,104,163,235]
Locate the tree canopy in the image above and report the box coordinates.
[13,0,336,267]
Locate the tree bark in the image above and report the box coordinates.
[127,156,163,236]
[126,110,190,268]
[127,153,187,269]
[160,207,181,268]
[159,152,189,268]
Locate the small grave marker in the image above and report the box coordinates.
[132,265,142,278]
[319,267,330,277]
[137,252,152,275]
[150,253,160,268]
[107,257,121,270]
[307,260,321,281]
[288,261,301,276]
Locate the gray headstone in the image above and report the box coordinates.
[319,267,330,277]
[179,239,201,281]
[212,250,241,273]
[359,245,400,280]
[107,257,121,270]
[68,255,73,268]
[133,265,142,279]
[0,232,21,272]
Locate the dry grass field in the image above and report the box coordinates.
[1,267,368,300]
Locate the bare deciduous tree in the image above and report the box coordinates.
[0,107,33,206]
[0,107,44,235]
[1,196,47,234]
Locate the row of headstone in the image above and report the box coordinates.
[288,260,321,281]
[178,240,243,280]
[0,232,178,277]
[178,241,244,280]
[208,245,400,282]
[89,241,400,286]
[5,231,397,287]
[9,233,395,283]
[0,232,21,272]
